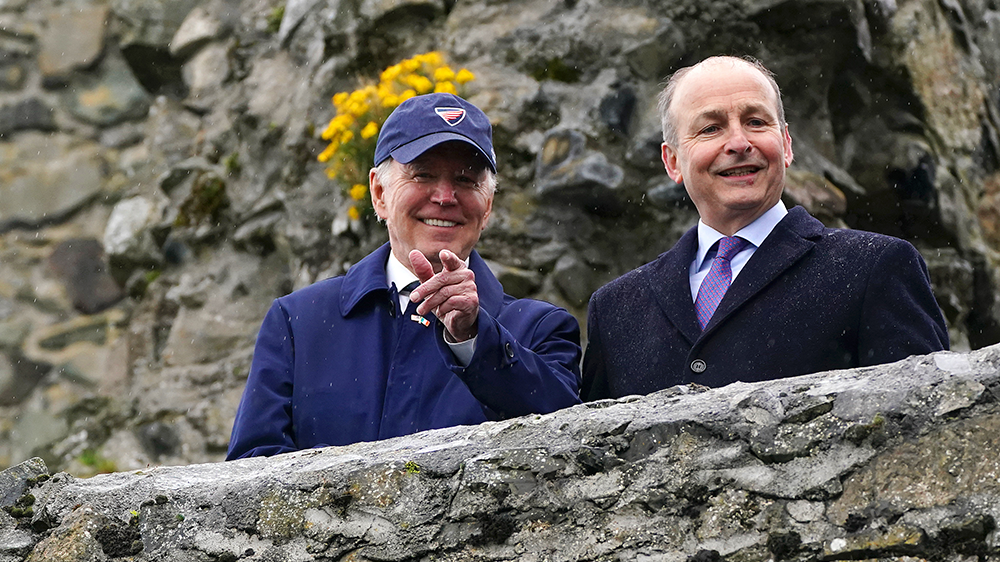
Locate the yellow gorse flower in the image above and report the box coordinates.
[417,51,443,66]
[350,183,368,201]
[405,75,434,94]
[360,121,379,139]
[434,81,457,95]
[317,51,476,219]
[433,67,455,82]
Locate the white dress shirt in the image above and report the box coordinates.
[689,200,788,302]
[386,251,477,365]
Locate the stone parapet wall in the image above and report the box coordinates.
[2,345,1000,561]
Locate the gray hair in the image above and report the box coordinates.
[372,156,498,194]
[657,55,787,148]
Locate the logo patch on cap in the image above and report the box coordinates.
[434,107,466,126]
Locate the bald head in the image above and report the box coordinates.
[658,56,786,148]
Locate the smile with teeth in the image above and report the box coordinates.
[422,218,458,227]
[719,166,760,177]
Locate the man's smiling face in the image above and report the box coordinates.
[371,141,494,273]
[661,58,793,235]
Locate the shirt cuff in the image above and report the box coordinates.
[445,335,477,366]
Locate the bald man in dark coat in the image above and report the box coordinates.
[582,56,948,400]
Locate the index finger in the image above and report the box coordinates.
[439,249,467,272]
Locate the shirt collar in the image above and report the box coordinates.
[385,250,471,292]
[342,243,490,316]
[386,251,420,293]
[694,200,787,270]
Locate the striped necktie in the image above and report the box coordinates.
[695,236,749,330]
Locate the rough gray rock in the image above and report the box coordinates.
[36,5,108,80]
[47,238,124,315]
[0,133,110,231]
[169,5,225,59]
[111,0,203,48]
[535,128,626,216]
[0,0,999,484]
[3,346,1000,560]
[0,99,55,136]
[103,196,165,270]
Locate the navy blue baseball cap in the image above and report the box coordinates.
[373,93,497,173]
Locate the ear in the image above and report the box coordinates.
[481,191,494,230]
[662,143,683,184]
[370,167,388,220]
[783,126,794,167]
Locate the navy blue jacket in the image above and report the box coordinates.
[228,244,582,458]
[582,206,949,400]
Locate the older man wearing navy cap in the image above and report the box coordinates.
[227,93,582,459]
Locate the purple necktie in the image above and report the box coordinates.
[695,236,750,330]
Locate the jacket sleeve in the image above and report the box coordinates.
[858,238,950,365]
[436,304,582,419]
[227,301,305,459]
[581,294,612,401]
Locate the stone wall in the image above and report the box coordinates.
[2,345,1000,561]
[0,0,999,475]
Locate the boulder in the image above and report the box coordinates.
[2,346,1000,560]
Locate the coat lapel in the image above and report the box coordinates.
[340,243,393,316]
[469,250,504,317]
[647,227,703,344]
[703,206,824,333]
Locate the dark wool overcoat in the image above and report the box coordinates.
[229,243,581,459]
[582,206,949,400]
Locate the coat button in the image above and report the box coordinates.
[505,342,515,358]
[690,359,707,373]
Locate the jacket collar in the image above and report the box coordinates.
[704,205,823,334]
[340,243,503,316]
[646,205,824,343]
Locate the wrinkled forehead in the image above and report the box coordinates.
[672,58,779,116]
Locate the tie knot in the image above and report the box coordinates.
[716,236,748,261]
[399,281,420,295]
